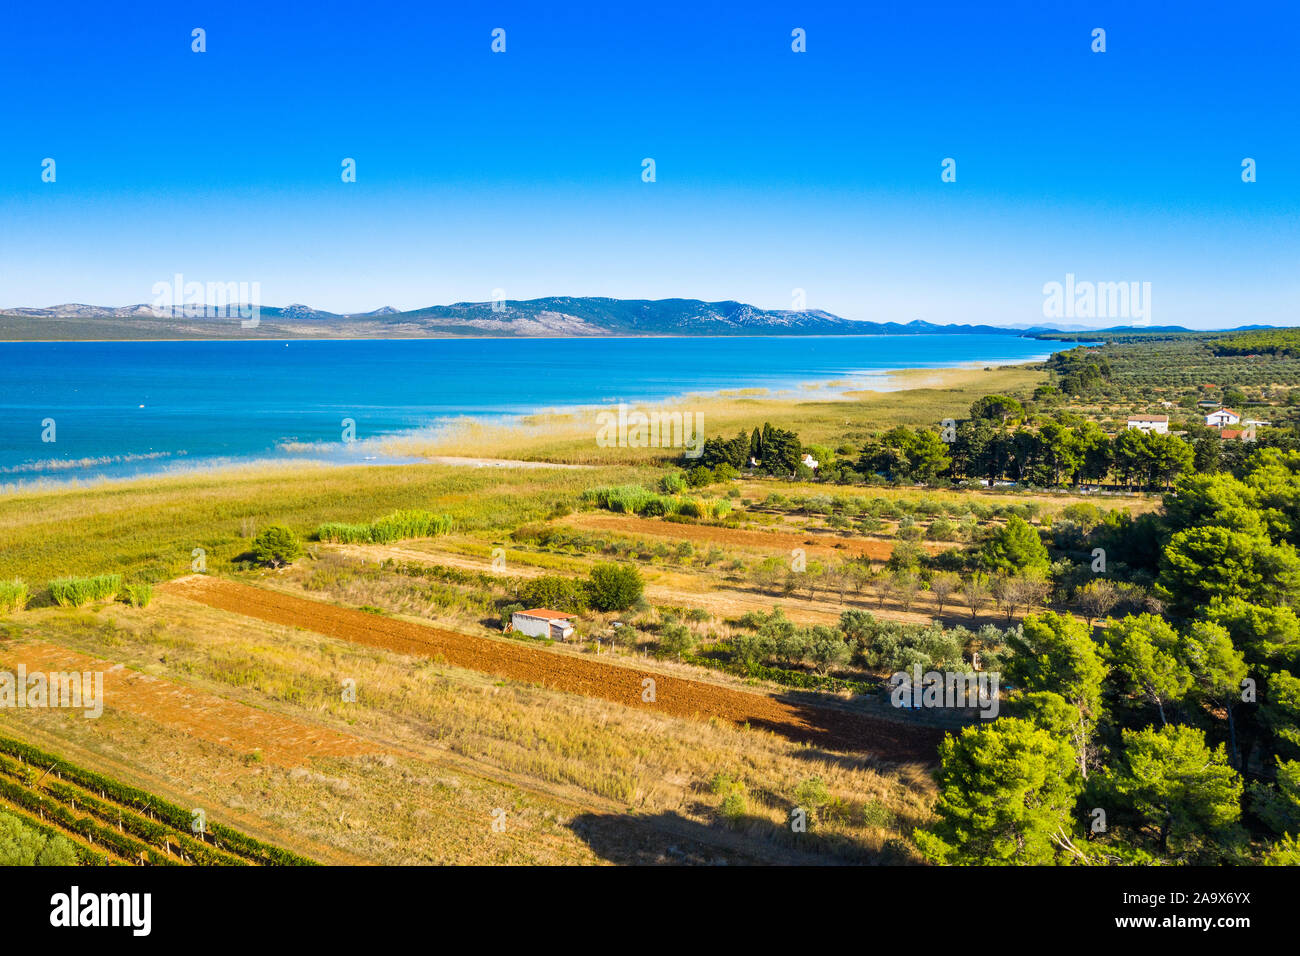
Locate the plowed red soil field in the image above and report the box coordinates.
[164,576,942,761]
[564,513,947,561]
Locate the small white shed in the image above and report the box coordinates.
[511,608,575,640]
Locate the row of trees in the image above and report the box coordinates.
[747,555,1051,624]
[860,414,1196,490]
[725,606,1022,679]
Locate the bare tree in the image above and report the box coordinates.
[928,571,961,618]
[961,573,990,621]
[831,563,851,604]
[849,562,872,599]
[803,563,825,601]
[892,570,921,612]
[869,570,891,609]
[1074,578,1120,629]
[990,573,1017,624]
[1010,573,1051,619]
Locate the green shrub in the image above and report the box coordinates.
[926,518,958,541]
[48,574,122,607]
[710,772,738,796]
[676,498,704,519]
[659,473,687,494]
[794,776,831,814]
[685,465,714,488]
[0,580,27,613]
[123,583,153,608]
[719,782,749,822]
[860,800,897,829]
[655,623,696,660]
[251,526,303,568]
[587,562,644,612]
[520,575,588,613]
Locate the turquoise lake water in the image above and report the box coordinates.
[0,335,1054,483]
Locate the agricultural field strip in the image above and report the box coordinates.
[163,575,943,760]
[1,630,842,864]
[0,642,376,767]
[562,512,948,560]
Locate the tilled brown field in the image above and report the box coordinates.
[563,512,948,561]
[0,642,376,767]
[164,576,943,761]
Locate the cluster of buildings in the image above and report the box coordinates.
[1126,406,1270,441]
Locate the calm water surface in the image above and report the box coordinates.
[0,335,1052,483]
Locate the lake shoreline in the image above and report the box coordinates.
[0,360,1048,494]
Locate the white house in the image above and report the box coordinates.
[1126,415,1169,434]
[510,608,575,640]
[1206,408,1241,428]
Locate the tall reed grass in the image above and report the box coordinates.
[317,510,454,544]
[0,580,27,612]
[124,583,154,608]
[585,485,733,520]
[48,574,122,607]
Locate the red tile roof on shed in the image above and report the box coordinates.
[517,608,572,620]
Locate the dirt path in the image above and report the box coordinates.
[563,512,947,561]
[0,643,377,768]
[163,576,942,761]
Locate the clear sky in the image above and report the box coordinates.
[1,1,1296,328]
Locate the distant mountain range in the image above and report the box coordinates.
[0,297,1274,341]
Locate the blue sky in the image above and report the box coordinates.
[1,1,1296,328]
